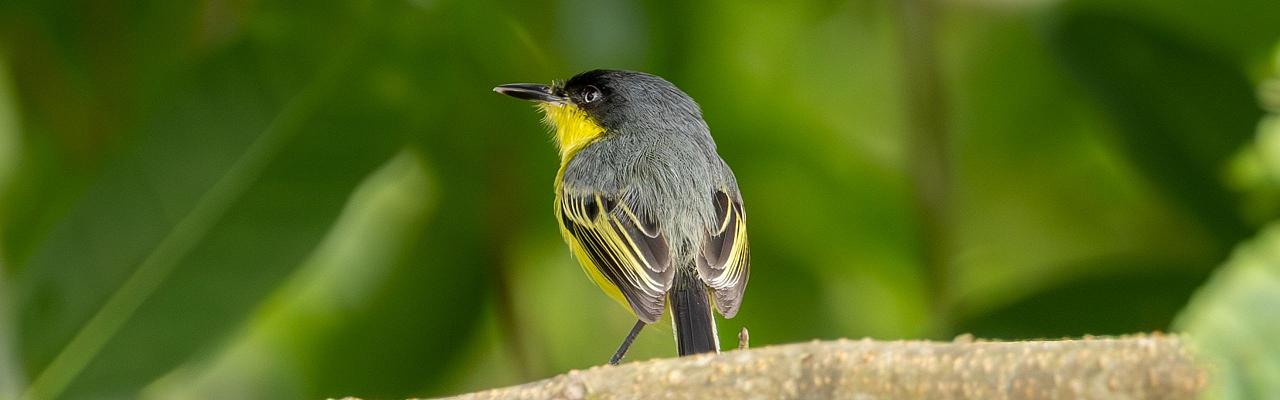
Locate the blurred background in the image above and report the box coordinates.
[1,0,1279,399]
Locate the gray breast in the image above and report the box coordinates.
[562,129,725,262]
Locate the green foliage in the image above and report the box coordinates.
[1176,224,1280,399]
[1175,46,1280,399]
[15,32,399,400]
[0,0,1278,399]
[1050,9,1259,244]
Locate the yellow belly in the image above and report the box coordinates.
[554,186,631,312]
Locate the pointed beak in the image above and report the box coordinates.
[493,83,566,103]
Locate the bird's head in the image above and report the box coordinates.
[495,69,703,157]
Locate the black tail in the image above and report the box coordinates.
[671,270,718,356]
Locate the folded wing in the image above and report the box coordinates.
[559,193,673,322]
[696,190,750,317]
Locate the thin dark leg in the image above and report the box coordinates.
[609,320,646,365]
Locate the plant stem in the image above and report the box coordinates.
[895,0,953,337]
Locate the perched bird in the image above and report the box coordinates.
[494,70,750,364]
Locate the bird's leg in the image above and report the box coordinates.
[608,320,646,365]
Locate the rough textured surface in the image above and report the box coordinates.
[424,335,1206,400]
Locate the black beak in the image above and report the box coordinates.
[493,83,565,103]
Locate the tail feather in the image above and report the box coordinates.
[671,270,718,356]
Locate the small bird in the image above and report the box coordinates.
[495,70,750,364]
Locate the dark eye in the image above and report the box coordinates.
[581,85,602,103]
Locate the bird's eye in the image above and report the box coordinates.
[581,86,602,103]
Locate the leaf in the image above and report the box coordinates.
[1175,223,1280,399]
[0,52,24,400]
[0,0,209,267]
[286,3,528,395]
[138,151,442,400]
[956,258,1210,339]
[1049,10,1262,244]
[1065,0,1280,62]
[14,26,398,400]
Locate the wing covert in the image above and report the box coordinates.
[696,190,750,317]
[559,193,673,322]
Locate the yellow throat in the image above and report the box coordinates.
[540,101,628,310]
[538,102,605,161]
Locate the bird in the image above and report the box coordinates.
[494,70,750,364]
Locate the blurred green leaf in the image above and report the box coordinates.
[139,151,437,400]
[1050,10,1262,244]
[253,2,547,396]
[0,51,21,399]
[1066,0,1280,65]
[297,153,492,398]
[944,11,1221,336]
[0,280,17,400]
[956,258,1208,338]
[0,1,211,267]
[1176,223,1280,399]
[14,23,399,400]
[0,54,19,228]
[1227,115,1280,224]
